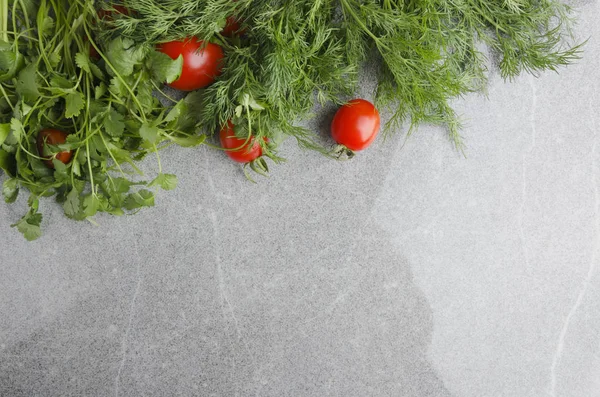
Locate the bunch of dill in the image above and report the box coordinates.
[112,0,583,149]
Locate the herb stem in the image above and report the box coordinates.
[0,84,14,110]
[1,0,8,43]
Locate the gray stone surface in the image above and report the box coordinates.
[2,3,600,396]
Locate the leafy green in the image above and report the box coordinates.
[149,173,178,191]
[12,209,42,241]
[117,0,583,148]
[0,0,199,240]
[0,0,584,240]
[65,92,85,118]
[2,178,18,203]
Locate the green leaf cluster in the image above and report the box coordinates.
[115,0,583,148]
[0,0,193,240]
[0,0,584,240]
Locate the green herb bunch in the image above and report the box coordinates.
[116,0,583,148]
[0,0,201,240]
[0,0,584,240]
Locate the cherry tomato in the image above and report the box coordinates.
[97,5,130,20]
[220,121,263,163]
[157,38,224,91]
[331,99,381,151]
[36,129,73,169]
[89,6,131,60]
[222,16,245,37]
[87,38,100,60]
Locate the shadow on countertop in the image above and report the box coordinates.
[0,101,455,396]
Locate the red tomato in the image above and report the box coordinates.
[157,38,224,91]
[219,121,263,163]
[89,6,131,60]
[37,129,73,168]
[222,16,245,37]
[97,5,130,20]
[87,38,100,60]
[331,99,381,151]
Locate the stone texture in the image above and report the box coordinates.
[1,3,599,396]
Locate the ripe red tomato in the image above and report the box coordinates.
[89,6,131,60]
[331,99,381,151]
[157,38,224,91]
[97,5,130,20]
[219,121,263,163]
[37,129,73,168]
[87,37,100,60]
[222,16,245,37]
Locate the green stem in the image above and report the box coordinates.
[0,83,14,110]
[85,138,95,195]
[83,24,148,122]
[1,0,8,42]
[339,0,389,50]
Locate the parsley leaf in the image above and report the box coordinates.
[149,173,178,191]
[64,188,83,219]
[15,63,40,103]
[65,92,85,118]
[104,108,125,137]
[2,178,18,203]
[75,52,92,74]
[105,37,146,77]
[0,123,9,145]
[148,51,183,84]
[139,122,161,144]
[124,189,155,210]
[12,209,42,241]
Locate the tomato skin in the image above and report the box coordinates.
[222,16,245,37]
[89,6,131,60]
[36,129,73,169]
[331,99,381,151]
[97,5,130,20]
[88,38,100,60]
[157,38,224,91]
[220,121,263,163]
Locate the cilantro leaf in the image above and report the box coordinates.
[111,177,132,194]
[165,134,206,148]
[0,44,24,81]
[124,189,155,210]
[12,209,43,241]
[104,109,125,137]
[49,52,61,68]
[165,100,187,123]
[139,122,161,144]
[137,79,155,112]
[65,92,85,118]
[0,149,16,176]
[105,38,146,77]
[75,52,92,74]
[64,188,82,219]
[95,83,107,100]
[149,173,178,191]
[109,76,127,97]
[0,123,9,145]
[76,52,104,79]
[148,51,183,84]
[10,118,24,142]
[15,63,40,103]
[83,194,100,217]
[2,178,18,203]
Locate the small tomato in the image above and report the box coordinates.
[37,129,73,168]
[220,121,263,163]
[157,38,224,91]
[331,99,381,151]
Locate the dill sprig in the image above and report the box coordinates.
[113,0,583,148]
